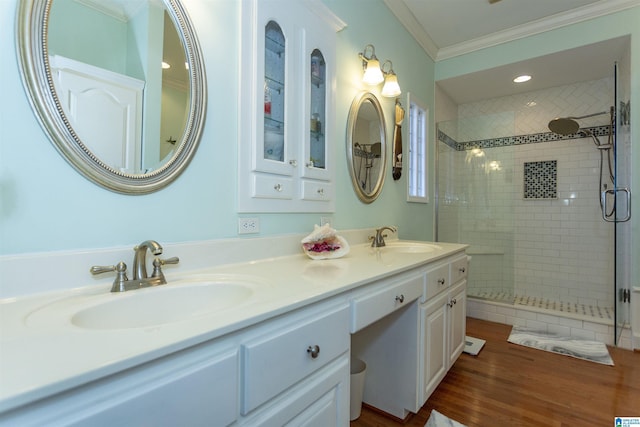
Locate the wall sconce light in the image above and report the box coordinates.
[381,60,401,98]
[358,45,402,97]
[359,44,384,85]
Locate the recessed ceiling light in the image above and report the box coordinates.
[513,75,531,83]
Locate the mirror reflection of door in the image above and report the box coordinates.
[47,0,189,174]
[353,100,382,192]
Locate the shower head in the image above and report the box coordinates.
[548,117,580,135]
[547,110,610,136]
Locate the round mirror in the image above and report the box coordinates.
[346,92,387,203]
[16,0,206,194]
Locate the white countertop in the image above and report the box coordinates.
[0,238,467,413]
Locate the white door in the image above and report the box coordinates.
[50,55,144,173]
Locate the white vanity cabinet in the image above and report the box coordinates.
[0,342,239,427]
[419,255,468,404]
[0,301,351,427]
[239,302,350,425]
[238,0,346,213]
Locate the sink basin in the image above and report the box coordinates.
[25,274,267,330]
[380,242,441,254]
[72,281,253,330]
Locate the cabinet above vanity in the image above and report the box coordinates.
[238,0,346,213]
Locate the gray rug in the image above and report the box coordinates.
[425,409,467,427]
[507,326,614,366]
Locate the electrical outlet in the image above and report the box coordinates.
[238,217,260,234]
[320,217,331,226]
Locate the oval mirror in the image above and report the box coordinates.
[16,0,206,194]
[346,92,387,203]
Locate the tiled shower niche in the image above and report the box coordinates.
[523,160,557,199]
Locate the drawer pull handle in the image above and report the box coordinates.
[438,278,446,285]
[448,298,457,308]
[307,345,320,359]
[395,294,405,303]
[459,267,466,273]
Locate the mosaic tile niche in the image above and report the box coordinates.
[523,160,557,199]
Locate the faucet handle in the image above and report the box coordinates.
[151,256,180,282]
[90,262,129,292]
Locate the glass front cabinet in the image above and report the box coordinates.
[239,0,345,213]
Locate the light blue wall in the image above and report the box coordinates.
[0,0,435,256]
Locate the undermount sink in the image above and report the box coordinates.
[380,241,441,254]
[25,275,266,330]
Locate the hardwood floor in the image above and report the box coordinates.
[351,318,640,427]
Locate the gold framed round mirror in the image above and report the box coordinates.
[16,0,206,194]
[346,92,387,203]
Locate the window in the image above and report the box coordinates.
[407,93,428,202]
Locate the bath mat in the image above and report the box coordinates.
[425,409,467,427]
[463,336,485,356]
[507,326,614,366]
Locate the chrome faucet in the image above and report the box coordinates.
[133,240,163,280]
[370,226,397,248]
[90,240,179,292]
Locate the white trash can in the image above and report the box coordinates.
[350,358,367,421]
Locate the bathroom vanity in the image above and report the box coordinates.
[0,233,467,426]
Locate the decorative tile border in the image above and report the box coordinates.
[438,125,612,151]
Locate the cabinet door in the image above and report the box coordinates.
[2,347,239,427]
[448,281,467,367]
[255,5,299,177]
[301,21,334,182]
[241,355,349,427]
[420,292,448,405]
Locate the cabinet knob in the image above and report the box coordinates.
[395,294,405,303]
[317,188,324,195]
[307,345,320,359]
[274,183,282,192]
[438,278,446,286]
[459,267,466,273]
[289,159,298,167]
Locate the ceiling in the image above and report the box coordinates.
[383,0,638,104]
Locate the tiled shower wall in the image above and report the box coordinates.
[438,77,615,308]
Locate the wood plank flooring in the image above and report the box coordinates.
[351,318,640,427]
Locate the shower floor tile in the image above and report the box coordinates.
[468,290,614,321]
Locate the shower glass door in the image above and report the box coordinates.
[614,61,632,346]
[435,114,516,303]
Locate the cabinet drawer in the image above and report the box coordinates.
[241,305,349,414]
[350,273,423,333]
[252,174,294,199]
[450,254,469,284]
[301,180,332,201]
[423,262,450,301]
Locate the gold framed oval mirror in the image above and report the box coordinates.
[346,92,387,203]
[16,0,206,194]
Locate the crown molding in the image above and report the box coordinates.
[382,0,439,61]
[385,0,640,62]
